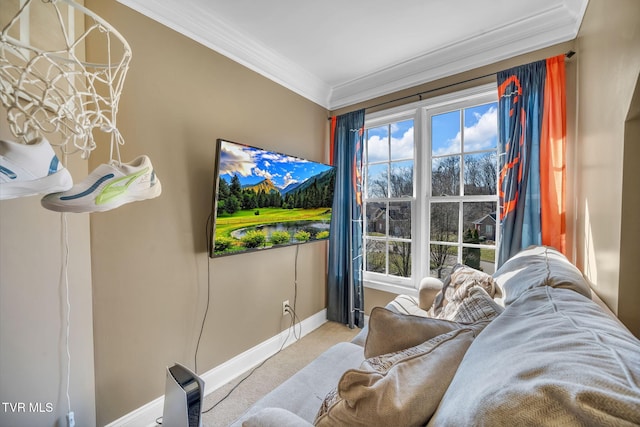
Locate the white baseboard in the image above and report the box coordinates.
[105,309,328,427]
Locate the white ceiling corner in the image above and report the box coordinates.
[116,0,588,110]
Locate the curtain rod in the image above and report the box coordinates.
[329,50,576,119]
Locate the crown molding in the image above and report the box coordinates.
[116,0,332,107]
[117,0,586,111]
[328,3,585,109]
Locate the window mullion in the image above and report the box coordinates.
[415,107,426,284]
[422,106,432,283]
[386,125,391,275]
[385,201,389,275]
[460,106,465,199]
[458,109,464,263]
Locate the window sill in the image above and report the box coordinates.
[364,279,419,297]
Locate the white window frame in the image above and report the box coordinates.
[363,83,499,296]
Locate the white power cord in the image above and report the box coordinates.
[60,212,73,425]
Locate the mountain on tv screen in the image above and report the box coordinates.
[209,139,336,258]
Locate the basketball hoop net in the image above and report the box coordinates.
[0,0,131,160]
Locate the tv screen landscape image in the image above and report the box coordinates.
[209,139,336,257]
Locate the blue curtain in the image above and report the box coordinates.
[327,110,365,328]
[497,60,546,266]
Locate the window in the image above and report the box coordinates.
[362,84,499,293]
[364,119,414,281]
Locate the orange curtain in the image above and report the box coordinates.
[540,55,566,254]
[329,116,337,165]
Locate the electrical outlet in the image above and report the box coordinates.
[67,411,75,427]
[282,300,290,316]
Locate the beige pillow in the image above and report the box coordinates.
[315,329,475,427]
[364,306,470,359]
[428,264,497,317]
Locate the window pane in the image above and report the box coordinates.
[389,201,411,238]
[367,164,388,198]
[480,248,496,274]
[390,160,413,197]
[463,202,497,244]
[390,120,414,161]
[432,155,460,196]
[432,110,460,156]
[463,246,496,274]
[429,244,458,279]
[367,125,389,163]
[463,152,497,195]
[366,202,386,236]
[463,103,498,151]
[389,241,411,277]
[366,239,386,273]
[430,202,459,242]
[462,245,482,270]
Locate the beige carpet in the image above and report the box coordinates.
[200,321,360,427]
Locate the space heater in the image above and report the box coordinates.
[162,363,205,427]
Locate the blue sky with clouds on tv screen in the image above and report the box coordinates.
[218,140,333,190]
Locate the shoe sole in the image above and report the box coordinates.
[41,179,162,213]
[0,169,73,200]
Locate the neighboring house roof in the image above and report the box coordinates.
[472,212,497,225]
[371,207,386,222]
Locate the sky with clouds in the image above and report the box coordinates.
[217,140,332,190]
[366,119,414,163]
[432,103,498,156]
[366,102,498,163]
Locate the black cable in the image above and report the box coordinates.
[201,320,295,414]
[161,211,305,422]
[200,243,303,415]
[286,305,302,340]
[195,213,214,373]
[292,244,300,339]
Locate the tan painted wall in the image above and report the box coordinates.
[620,101,640,336]
[0,123,95,427]
[363,288,397,314]
[573,0,640,337]
[84,1,328,424]
[0,2,95,426]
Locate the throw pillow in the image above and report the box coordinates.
[364,306,477,359]
[438,285,504,323]
[428,264,497,317]
[314,329,475,427]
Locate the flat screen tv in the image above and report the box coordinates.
[209,139,336,258]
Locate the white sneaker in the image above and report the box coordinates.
[41,155,162,213]
[0,137,73,200]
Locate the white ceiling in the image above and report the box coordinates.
[116,0,588,110]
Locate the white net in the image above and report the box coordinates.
[0,0,131,160]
